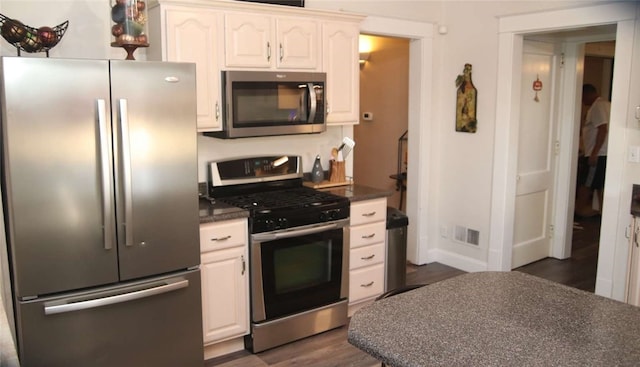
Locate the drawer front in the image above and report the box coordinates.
[350,198,387,226]
[349,264,384,303]
[349,221,385,249]
[350,243,384,270]
[200,218,248,253]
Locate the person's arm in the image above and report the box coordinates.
[589,123,608,166]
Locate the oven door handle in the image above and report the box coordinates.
[252,222,339,242]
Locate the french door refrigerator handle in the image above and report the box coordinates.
[118,99,134,247]
[97,99,115,251]
[44,280,189,315]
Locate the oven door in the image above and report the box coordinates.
[250,220,348,322]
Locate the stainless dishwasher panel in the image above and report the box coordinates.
[15,269,203,367]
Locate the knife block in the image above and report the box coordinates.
[329,160,345,183]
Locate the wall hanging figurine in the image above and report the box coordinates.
[455,63,478,133]
[0,13,68,56]
[533,74,543,102]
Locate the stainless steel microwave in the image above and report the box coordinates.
[206,70,326,139]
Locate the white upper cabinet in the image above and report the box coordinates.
[224,12,319,70]
[149,0,364,128]
[323,21,360,125]
[148,6,223,132]
[276,18,320,69]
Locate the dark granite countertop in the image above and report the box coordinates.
[198,184,390,224]
[318,184,393,202]
[348,271,640,367]
[199,198,249,224]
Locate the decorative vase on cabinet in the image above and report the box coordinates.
[110,0,150,60]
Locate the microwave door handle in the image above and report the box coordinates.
[307,82,317,123]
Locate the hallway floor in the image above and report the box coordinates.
[514,214,600,292]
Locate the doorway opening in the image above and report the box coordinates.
[491,2,636,301]
[513,36,616,293]
[355,34,410,212]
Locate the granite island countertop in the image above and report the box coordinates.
[348,271,640,367]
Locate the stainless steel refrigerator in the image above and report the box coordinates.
[0,57,203,366]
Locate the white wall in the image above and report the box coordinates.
[307,0,629,271]
[0,0,129,60]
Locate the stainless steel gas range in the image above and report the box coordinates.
[208,155,350,353]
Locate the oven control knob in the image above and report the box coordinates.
[278,217,288,229]
[319,212,327,221]
[265,219,275,230]
[328,210,337,220]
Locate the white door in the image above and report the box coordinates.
[512,40,559,268]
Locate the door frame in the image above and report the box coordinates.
[488,2,638,300]
[360,16,434,265]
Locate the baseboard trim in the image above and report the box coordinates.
[204,337,245,360]
[429,248,487,273]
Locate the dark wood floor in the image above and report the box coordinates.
[206,216,600,366]
[514,214,600,292]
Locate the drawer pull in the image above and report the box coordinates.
[211,235,231,242]
[362,211,377,217]
[361,233,376,239]
[361,254,375,260]
[360,281,375,288]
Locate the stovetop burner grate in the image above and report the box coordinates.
[218,187,343,212]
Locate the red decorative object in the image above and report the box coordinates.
[533,75,543,102]
[0,13,68,56]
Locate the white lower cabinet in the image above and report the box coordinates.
[348,198,387,314]
[199,218,249,346]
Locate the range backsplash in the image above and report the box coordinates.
[196,125,349,183]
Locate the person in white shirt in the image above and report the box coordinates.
[578,83,610,215]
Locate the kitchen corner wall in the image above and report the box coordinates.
[0,1,133,60]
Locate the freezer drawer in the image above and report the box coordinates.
[15,270,203,367]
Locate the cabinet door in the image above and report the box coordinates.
[201,246,249,344]
[323,21,359,125]
[165,9,222,131]
[225,12,272,68]
[276,18,319,70]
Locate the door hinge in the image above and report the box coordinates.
[548,224,555,239]
[560,53,565,66]
[554,140,560,155]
